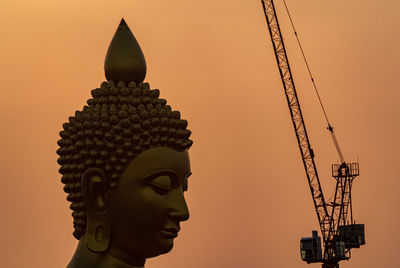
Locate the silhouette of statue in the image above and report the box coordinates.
[57,19,193,268]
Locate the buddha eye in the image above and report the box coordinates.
[183,178,188,192]
[148,175,172,194]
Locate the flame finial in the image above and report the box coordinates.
[104,18,147,83]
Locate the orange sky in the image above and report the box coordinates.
[1,0,399,267]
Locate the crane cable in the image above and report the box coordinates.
[282,0,346,164]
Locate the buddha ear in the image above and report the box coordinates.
[81,168,109,211]
[81,168,111,253]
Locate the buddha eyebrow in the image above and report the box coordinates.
[143,170,176,182]
[186,172,192,179]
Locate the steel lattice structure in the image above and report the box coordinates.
[260,1,362,267]
[261,0,332,243]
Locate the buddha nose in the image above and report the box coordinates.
[168,190,189,222]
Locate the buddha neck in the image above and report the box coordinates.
[67,239,145,268]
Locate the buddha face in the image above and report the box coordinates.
[107,146,191,261]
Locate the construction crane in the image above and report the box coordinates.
[260,1,365,267]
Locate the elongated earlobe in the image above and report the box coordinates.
[81,168,111,253]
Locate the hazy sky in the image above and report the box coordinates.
[1,0,399,267]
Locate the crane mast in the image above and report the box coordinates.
[261,1,365,267]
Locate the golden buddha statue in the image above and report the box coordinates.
[56,19,193,268]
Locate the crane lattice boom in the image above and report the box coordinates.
[260,1,364,267]
[261,0,332,243]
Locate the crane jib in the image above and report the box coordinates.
[260,0,364,265]
[261,0,331,240]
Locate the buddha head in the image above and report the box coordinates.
[57,19,193,267]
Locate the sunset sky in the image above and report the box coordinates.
[1,0,399,267]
